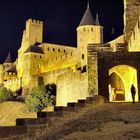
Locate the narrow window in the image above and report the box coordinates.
[82,54,84,59]
[48,48,49,51]
[64,50,66,53]
[91,28,93,31]
[40,56,42,58]
[35,55,36,58]
[58,49,60,52]
[53,48,55,52]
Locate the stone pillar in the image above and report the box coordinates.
[88,48,98,96]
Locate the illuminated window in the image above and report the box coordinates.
[82,54,84,59]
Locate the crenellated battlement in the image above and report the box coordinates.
[47,51,76,64]
[27,19,43,25]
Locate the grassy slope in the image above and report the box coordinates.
[0,101,37,126]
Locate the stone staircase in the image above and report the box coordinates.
[1,96,140,140]
[0,95,104,140]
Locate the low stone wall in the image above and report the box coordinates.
[4,78,21,92]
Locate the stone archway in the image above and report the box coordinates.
[109,72,125,102]
[109,65,139,102]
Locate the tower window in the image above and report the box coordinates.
[64,50,66,53]
[40,56,42,58]
[91,28,93,31]
[48,48,49,51]
[83,28,86,32]
[82,54,84,59]
[35,55,36,58]
[53,48,55,52]
[58,49,60,52]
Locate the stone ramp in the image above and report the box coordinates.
[1,96,140,140]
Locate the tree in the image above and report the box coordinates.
[25,85,55,112]
[0,86,13,103]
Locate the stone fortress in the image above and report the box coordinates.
[0,0,140,106]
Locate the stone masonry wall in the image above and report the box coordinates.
[124,0,140,41]
[88,47,98,96]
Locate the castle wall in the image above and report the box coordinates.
[56,69,88,106]
[4,78,21,92]
[28,67,88,106]
[124,0,140,41]
[128,15,140,52]
[40,43,76,62]
[44,51,77,73]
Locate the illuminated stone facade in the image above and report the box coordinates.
[0,1,140,105]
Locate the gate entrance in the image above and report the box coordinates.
[109,65,138,102]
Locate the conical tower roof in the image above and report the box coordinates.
[4,52,12,63]
[79,2,95,26]
[95,13,100,26]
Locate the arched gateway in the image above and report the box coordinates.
[88,44,140,102]
[109,65,138,102]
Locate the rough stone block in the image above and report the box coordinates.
[0,126,27,138]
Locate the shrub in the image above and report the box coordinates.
[0,86,13,103]
[25,85,55,112]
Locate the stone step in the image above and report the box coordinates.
[67,102,85,108]
[16,118,48,126]
[78,99,86,104]
[37,111,63,118]
[0,126,27,138]
[86,97,94,103]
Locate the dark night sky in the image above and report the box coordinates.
[0,0,124,63]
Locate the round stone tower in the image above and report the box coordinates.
[77,3,103,66]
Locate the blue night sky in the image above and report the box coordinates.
[0,0,123,63]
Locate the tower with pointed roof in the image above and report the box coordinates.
[3,52,13,72]
[77,2,103,66]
